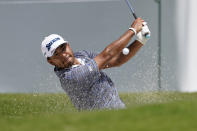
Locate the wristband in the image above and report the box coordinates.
[129,28,137,35]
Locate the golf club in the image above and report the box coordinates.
[122,0,150,55]
[125,0,150,38]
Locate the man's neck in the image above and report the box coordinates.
[55,58,81,71]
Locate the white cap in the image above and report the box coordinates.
[41,34,68,58]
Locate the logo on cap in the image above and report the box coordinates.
[46,37,60,51]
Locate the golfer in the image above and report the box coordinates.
[41,18,150,110]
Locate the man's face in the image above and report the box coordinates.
[47,43,75,69]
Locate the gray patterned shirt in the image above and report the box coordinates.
[54,50,125,110]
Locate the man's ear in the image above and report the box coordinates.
[47,57,55,66]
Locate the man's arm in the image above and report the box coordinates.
[94,18,144,70]
[103,40,143,68]
[102,22,151,69]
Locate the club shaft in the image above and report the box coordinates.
[125,0,137,19]
[125,0,150,39]
[132,13,137,19]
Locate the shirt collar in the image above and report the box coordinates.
[71,58,85,68]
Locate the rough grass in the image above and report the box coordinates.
[0,92,197,131]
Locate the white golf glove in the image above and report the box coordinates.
[136,22,151,45]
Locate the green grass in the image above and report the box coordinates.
[0,92,197,131]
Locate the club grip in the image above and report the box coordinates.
[133,13,138,19]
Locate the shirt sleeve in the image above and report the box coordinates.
[84,50,99,59]
[69,59,100,87]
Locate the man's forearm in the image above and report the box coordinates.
[105,30,135,58]
[105,40,143,68]
[94,29,135,70]
[119,40,143,65]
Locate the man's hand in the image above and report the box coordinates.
[131,18,144,33]
[136,22,151,45]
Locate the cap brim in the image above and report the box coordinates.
[48,40,68,57]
